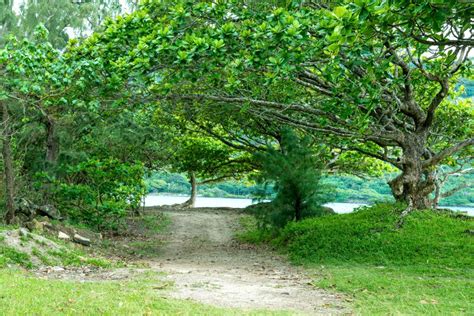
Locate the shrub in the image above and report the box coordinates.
[36,158,146,230]
[253,128,332,229]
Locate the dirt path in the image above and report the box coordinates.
[148,208,347,315]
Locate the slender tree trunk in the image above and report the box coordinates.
[294,196,302,221]
[179,172,197,208]
[45,117,59,166]
[1,103,15,224]
[187,171,197,208]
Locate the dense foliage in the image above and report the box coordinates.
[74,0,473,209]
[36,159,145,230]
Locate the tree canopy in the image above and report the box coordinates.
[72,0,473,210]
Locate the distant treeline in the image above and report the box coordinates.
[145,172,473,207]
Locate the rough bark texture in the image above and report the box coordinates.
[179,172,197,208]
[1,103,15,224]
[388,134,436,209]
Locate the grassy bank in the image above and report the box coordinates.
[239,203,474,315]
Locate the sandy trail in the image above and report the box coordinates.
[150,208,347,315]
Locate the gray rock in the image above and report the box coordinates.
[73,234,91,246]
[37,205,60,220]
[58,231,70,240]
[51,266,65,272]
[19,227,29,237]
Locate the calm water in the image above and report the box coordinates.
[144,194,474,215]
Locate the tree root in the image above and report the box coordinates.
[395,203,413,229]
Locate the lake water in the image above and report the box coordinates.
[144,194,474,215]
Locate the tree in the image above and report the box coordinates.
[0,25,109,220]
[1,0,124,48]
[79,0,472,212]
[152,104,254,208]
[255,128,330,228]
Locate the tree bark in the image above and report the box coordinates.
[178,172,197,208]
[45,117,59,166]
[1,103,15,224]
[388,135,435,210]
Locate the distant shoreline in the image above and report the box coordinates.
[144,193,473,208]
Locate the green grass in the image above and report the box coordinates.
[141,212,170,234]
[0,245,33,269]
[0,269,292,315]
[279,203,473,267]
[240,203,474,315]
[313,264,473,315]
[0,227,115,269]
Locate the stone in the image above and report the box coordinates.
[37,205,60,220]
[25,219,44,232]
[43,222,56,232]
[16,198,37,220]
[73,234,91,246]
[58,231,70,240]
[19,228,29,237]
[51,266,65,272]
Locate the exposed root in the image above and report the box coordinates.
[395,203,413,229]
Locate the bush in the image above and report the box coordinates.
[253,128,331,229]
[36,158,146,230]
[277,203,474,268]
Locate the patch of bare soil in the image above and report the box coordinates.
[146,207,348,315]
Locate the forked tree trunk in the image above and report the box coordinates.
[1,103,15,224]
[179,172,197,208]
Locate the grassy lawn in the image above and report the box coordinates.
[239,203,474,315]
[0,269,292,316]
[313,265,473,315]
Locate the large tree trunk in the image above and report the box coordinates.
[388,135,435,210]
[1,103,16,224]
[179,172,197,208]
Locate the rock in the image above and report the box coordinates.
[58,231,71,240]
[73,229,101,241]
[16,198,37,220]
[465,229,474,236]
[43,222,56,232]
[51,266,65,272]
[25,219,44,232]
[36,205,60,220]
[320,206,335,215]
[73,234,91,246]
[19,227,29,237]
